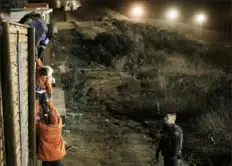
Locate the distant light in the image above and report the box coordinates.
[130,5,145,18]
[166,8,179,21]
[194,13,207,25]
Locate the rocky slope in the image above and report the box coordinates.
[53,13,231,165]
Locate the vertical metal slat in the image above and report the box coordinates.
[0,18,5,166]
[1,21,18,166]
[28,27,36,166]
[17,30,27,166]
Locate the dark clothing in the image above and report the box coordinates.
[156,123,183,166]
[36,93,49,124]
[19,13,49,60]
[42,160,62,166]
[164,157,181,166]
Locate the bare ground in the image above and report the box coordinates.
[62,105,156,166]
[52,36,157,166]
[52,17,231,165]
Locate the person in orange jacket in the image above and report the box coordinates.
[36,100,66,166]
[36,59,52,101]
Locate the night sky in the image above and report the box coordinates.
[85,0,231,32]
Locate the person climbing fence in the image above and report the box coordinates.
[35,98,66,166]
[19,12,58,62]
[36,59,52,102]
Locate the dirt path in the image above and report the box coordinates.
[52,28,157,165]
[62,103,156,166]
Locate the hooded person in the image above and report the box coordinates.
[19,12,58,61]
[36,100,66,166]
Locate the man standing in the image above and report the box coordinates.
[155,112,183,166]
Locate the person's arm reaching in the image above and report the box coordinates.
[46,78,52,100]
[36,59,44,74]
[38,37,49,60]
[35,100,41,125]
[37,45,45,60]
[47,101,60,125]
[36,58,43,67]
[47,101,56,113]
[19,13,31,24]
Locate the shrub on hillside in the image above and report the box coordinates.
[197,109,232,146]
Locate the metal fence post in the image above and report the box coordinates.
[1,21,18,166]
[28,27,36,166]
[0,17,6,166]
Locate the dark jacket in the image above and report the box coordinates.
[19,13,49,59]
[156,124,183,159]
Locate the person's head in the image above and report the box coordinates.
[164,112,176,124]
[43,66,53,78]
[47,23,58,40]
[39,67,49,79]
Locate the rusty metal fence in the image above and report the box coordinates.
[0,20,36,166]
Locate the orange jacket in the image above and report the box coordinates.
[36,101,66,161]
[36,59,52,96]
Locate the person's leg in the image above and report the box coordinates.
[163,157,170,166]
[168,159,181,166]
[42,160,62,166]
[173,159,181,166]
[51,160,62,166]
[42,161,51,166]
[39,93,49,122]
[164,157,181,166]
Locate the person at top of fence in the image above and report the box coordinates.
[35,99,66,166]
[19,12,58,61]
[36,60,52,101]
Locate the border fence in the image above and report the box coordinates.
[0,20,36,166]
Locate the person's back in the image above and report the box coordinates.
[19,13,48,49]
[160,124,182,158]
[37,116,65,162]
[36,101,66,166]
[19,13,58,61]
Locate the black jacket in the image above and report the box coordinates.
[156,124,183,158]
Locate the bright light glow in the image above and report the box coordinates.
[166,8,179,21]
[194,13,207,25]
[130,5,145,18]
